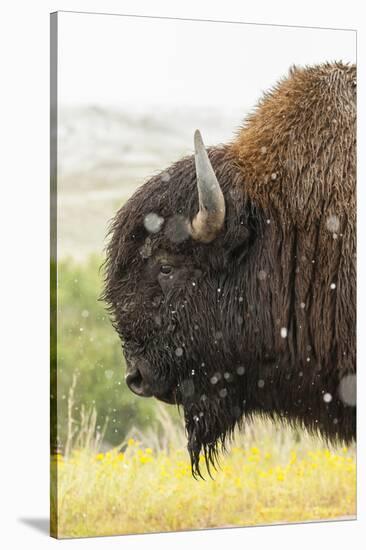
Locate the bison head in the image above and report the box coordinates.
[103,131,264,475]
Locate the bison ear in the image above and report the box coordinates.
[189,130,226,243]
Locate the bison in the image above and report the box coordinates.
[103,62,356,477]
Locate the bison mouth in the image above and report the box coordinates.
[125,362,177,404]
[154,391,177,405]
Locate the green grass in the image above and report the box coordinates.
[52,256,175,451]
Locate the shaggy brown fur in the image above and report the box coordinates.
[230,61,356,398]
[103,62,356,477]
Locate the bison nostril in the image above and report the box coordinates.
[125,369,143,393]
[125,368,152,397]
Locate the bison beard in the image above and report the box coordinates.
[184,395,238,480]
[181,374,247,478]
[103,62,356,478]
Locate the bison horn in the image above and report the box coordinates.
[190,129,225,243]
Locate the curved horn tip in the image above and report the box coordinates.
[190,129,226,243]
[194,129,204,150]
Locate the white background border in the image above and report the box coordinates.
[0,1,364,549]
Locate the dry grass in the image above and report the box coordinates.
[51,403,356,539]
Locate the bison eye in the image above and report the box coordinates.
[160,264,173,275]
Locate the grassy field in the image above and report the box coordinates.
[53,256,168,451]
[51,414,356,539]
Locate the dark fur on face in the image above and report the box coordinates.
[103,62,356,478]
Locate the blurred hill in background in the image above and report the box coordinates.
[57,105,246,259]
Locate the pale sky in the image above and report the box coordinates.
[57,11,356,109]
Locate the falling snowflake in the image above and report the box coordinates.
[164,214,190,243]
[280,327,288,338]
[180,379,195,398]
[323,393,332,403]
[143,212,164,234]
[326,214,340,233]
[154,315,162,326]
[161,171,171,182]
[175,347,183,357]
[338,374,356,406]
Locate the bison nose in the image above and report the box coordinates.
[125,367,153,398]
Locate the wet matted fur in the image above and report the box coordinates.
[103,62,356,477]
